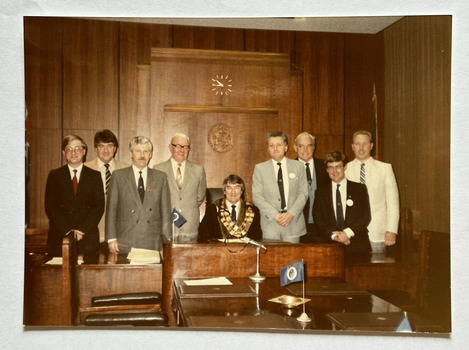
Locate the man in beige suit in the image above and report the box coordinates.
[154,133,207,243]
[345,130,399,253]
[85,130,129,251]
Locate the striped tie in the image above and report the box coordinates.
[176,163,183,190]
[360,163,366,184]
[104,164,111,193]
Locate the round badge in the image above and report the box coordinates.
[289,172,296,179]
[346,199,354,206]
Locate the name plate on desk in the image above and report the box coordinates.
[178,284,257,298]
[287,282,370,296]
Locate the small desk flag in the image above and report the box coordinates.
[280,260,304,286]
[171,208,187,228]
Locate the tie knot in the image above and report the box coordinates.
[277,162,282,167]
[305,163,310,167]
[104,164,110,169]
[232,205,236,209]
[361,163,365,168]
[178,163,181,167]
[73,169,77,174]
[139,171,142,175]
[337,184,340,189]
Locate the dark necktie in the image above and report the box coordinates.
[305,162,312,185]
[72,169,78,195]
[138,171,145,203]
[336,184,344,229]
[104,163,111,194]
[231,205,237,223]
[277,162,286,211]
[360,163,366,184]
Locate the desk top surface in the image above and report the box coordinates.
[173,277,401,331]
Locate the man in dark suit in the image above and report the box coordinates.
[106,136,171,254]
[45,135,104,256]
[294,132,329,243]
[313,151,371,254]
[198,174,262,243]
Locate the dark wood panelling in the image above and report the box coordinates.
[62,19,119,131]
[294,32,345,158]
[244,29,294,54]
[344,32,385,161]
[173,25,245,50]
[383,16,451,234]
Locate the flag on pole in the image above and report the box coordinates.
[371,83,378,158]
[171,208,187,228]
[280,260,304,286]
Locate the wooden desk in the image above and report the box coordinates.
[24,252,162,326]
[172,277,401,331]
[162,240,345,326]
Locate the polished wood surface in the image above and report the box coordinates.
[172,277,400,331]
[24,249,162,326]
[162,240,345,326]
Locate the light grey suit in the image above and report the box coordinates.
[345,158,400,243]
[105,166,171,253]
[252,157,309,241]
[84,157,130,242]
[154,159,207,242]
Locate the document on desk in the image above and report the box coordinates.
[184,277,232,286]
[45,257,62,265]
[217,238,244,243]
[127,247,161,264]
[179,278,256,298]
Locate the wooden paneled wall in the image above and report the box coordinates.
[24,16,450,236]
[383,16,451,234]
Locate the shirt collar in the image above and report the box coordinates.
[97,157,115,170]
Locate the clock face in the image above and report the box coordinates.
[211,75,233,95]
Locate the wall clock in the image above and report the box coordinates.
[211,75,233,95]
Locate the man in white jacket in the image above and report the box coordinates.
[345,130,400,253]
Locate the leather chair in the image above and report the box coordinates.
[205,187,224,206]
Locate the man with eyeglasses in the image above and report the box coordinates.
[85,130,129,252]
[313,151,371,254]
[293,132,329,243]
[154,132,207,243]
[45,134,104,256]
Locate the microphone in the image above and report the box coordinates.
[240,236,267,250]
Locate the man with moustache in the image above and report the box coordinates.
[252,131,308,243]
[154,132,207,243]
[85,130,129,252]
[45,135,104,256]
[293,132,329,243]
[105,136,171,254]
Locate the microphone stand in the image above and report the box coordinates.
[249,246,266,282]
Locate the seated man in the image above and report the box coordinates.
[198,174,262,243]
[313,151,371,254]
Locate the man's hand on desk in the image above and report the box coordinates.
[333,231,351,245]
[108,240,119,254]
[275,212,294,227]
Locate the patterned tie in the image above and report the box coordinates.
[336,184,344,229]
[72,169,78,195]
[277,162,286,211]
[231,205,237,223]
[138,171,145,203]
[360,163,366,184]
[305,162,312,185]
[176,163,183,190]
[104,163,111,194]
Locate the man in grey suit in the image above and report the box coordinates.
[85,130,129,251]
[105,136,171,254]
[154,133,207,243]
[252,131,309,243]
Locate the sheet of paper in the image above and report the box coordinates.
[45,257,63,265]
[127,247,160,264]
[217,238,244,243]
[184,277,233,286]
